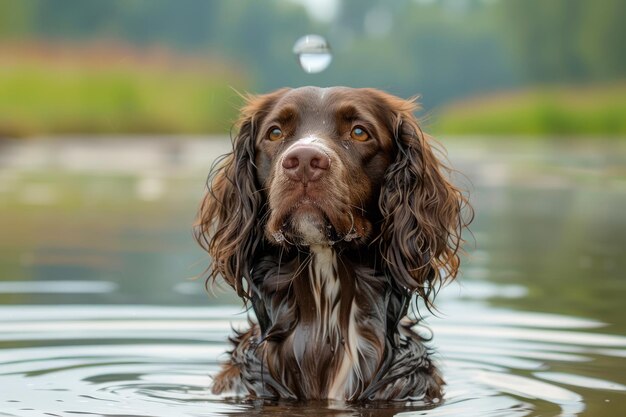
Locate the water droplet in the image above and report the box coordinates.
[272,231,286,243]
[293,34,332,74]
[343,231,359,242]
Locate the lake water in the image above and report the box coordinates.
[0,137,625,417]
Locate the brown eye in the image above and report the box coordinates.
[268,127,283,141]
[350,126,369,141]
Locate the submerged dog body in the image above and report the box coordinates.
[195,87,470,402]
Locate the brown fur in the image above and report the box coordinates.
[195,87,472,402]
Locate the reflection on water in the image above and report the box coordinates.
[0,137,625,417]
[1,294,625,417]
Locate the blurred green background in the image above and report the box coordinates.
[0,0,625,138]
[1,4,626,415]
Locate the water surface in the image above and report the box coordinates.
[0,137,624,416]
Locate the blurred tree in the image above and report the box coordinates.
[115,0,218,49]
[579,0,626,79]
[33,0,122,40]
[498,0,626,83]
[1,0,624,109]
[0,0,35,37]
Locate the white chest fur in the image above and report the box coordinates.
[308,246,363,400]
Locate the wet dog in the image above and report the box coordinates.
[195,87,471,401]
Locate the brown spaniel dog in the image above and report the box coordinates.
[195,87,471,402]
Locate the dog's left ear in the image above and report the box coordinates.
[378,95,472,305]
[194,89,288,299]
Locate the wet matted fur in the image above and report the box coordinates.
[195,87,472,402]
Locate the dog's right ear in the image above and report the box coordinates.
[194,89,288,299]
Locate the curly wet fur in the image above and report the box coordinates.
[195,87,471,402]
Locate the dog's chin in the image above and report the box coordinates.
[267,198,371,247]
[285,205,332,246]
[266,200,337,246]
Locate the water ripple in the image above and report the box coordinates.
[0,302,624,417]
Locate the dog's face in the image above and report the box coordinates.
[196,86,470,300]
[253,87,395,246]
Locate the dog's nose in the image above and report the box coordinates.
[282,145,330,183]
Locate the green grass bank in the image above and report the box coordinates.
[432,84,626,137]
[0,44,246,138]
[1,45,624,138]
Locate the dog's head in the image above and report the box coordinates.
[195,87,471,302]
